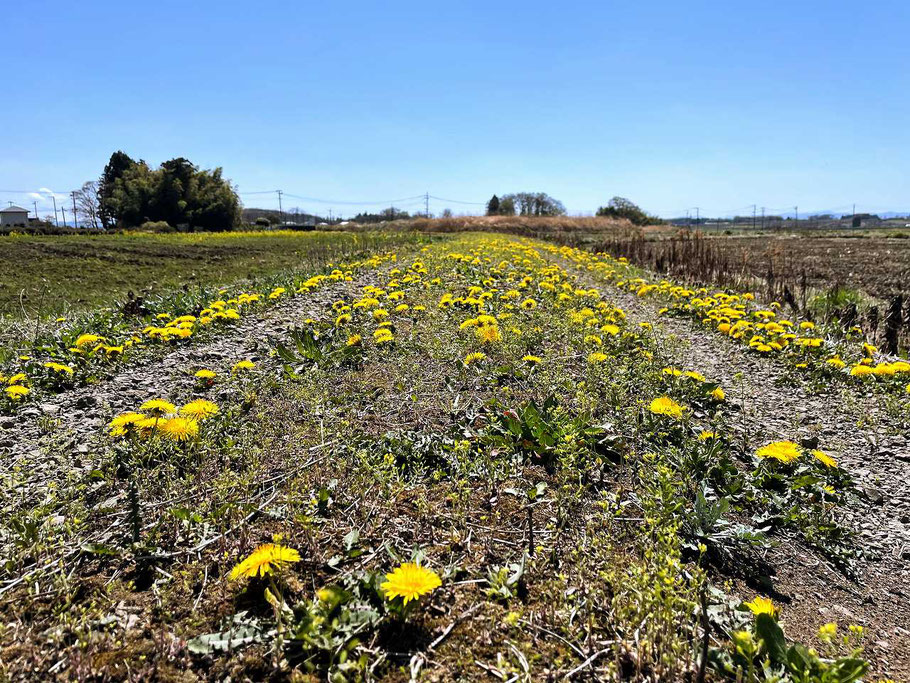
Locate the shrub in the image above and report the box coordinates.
[137,220,174,233]
[597,197,663,226]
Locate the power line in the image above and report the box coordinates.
[279,192,425,206]
[428,194,485,206]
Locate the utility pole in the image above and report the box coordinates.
[61,206,67,228]
[752,205,756,231]
[761,206,765,230]
[71,191,78,229]
[685,209,690,227]
[33,201,38,220]
[425,192,429,218]
[276,190,283,224]
[694,207,699,228]
[794,206,798,227]
[51,195,59,227]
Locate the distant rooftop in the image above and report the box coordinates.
[0,205,28,212]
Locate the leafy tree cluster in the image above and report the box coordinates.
[596,197,663,226]
[98,151,242,230]
[486,192,565,216]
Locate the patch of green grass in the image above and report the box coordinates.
[808,284,864,318]
[0,229,424,319]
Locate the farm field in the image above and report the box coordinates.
[1,231,909,681]
[0,230,432,359]
[706,233,910,300]
[0,230,431,319]
[599,231,910,302]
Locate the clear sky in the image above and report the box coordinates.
[3,1,909,218]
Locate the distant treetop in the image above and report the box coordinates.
[596,197,663,226]
[486,192,566,217]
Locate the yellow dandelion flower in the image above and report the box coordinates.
[587,352,609,364]
[108,411,146,437]
[711,387,726,401]
[522,355,542,364]
[233,359,255,373]
[649,396,685,419]
[229,543,301,580]
[139,398,176,415]
[380,562,441,605]
[811,449,837,468]
[5,385,30,401]
[44,362,74,375]
[817,622,838,642]
[74,333,103,348]
[158,416,199,442]
[180,399,219,420]
[464,352,486,365]
[475,325,502,345]
[346,334,362,347]
[744,596,778,617]
[698,431,718,441]
[755,441,802,464]
[195,369,216,380]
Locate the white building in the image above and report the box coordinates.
[0,205,29,227]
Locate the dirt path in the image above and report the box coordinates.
[598,281,910,677]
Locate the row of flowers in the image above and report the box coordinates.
[91,234,864,678]
[0,253,402,410]
[541,243,909,395]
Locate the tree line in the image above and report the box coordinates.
[485,193,566,217]
[68,151,243,230]
[63,156,661,231]
[485,193,662,225]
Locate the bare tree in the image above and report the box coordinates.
[75,181,101,229]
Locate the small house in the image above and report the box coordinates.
[0,205,29,227]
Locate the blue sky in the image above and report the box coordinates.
[3,1,909,218]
